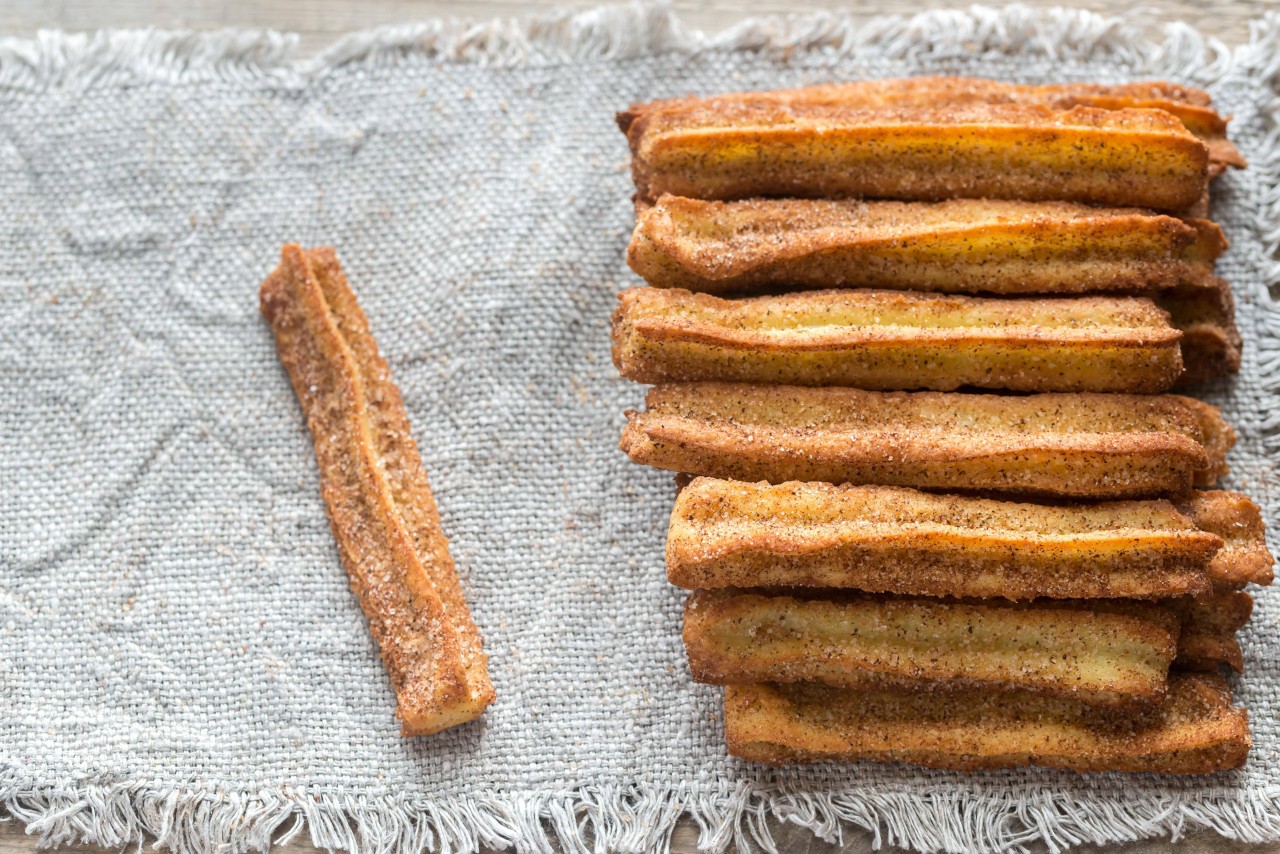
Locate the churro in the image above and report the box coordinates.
[620,77,1243,174]
[723,674,1249,773]
[629,196,1225,296]
[667,479,1219,599]
[683,590,1179,707]
[624,102,1209,210]
[612,287,1183,393]
[260,245,494,736]
[622,383,1232,499]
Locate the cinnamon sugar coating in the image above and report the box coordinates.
[724,674,1249,773]
[629,196,1225,295]
[611,286,1184,393]
[622,383,1232,499]
[683,589,1180,707]
[667,479,1224,599]
[619,77,1244,174]
[625,102,1209,211]
[260,245,493,735]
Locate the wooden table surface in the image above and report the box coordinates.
[2,1,1275,852]
[2,0,1274,51]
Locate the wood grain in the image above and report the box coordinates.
[2,819,1276,854]
[1,1,1275,852]
[0,0,1272,50]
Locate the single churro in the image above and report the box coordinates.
[667,479,1220,599]
[683,590,1179,707]
[629,196,1225,296]
[723,674,1249,773]
[625,102,1209,210]
[622,383,1232,499]
[620,77,1243,174]
[260,245,494,736]
[612,286,1183,393]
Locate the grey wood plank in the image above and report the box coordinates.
[0,0,1271,50]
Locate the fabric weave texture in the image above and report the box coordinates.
[3,4,1280,853]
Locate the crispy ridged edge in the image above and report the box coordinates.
[259,245,494,736]
[667,479,1217,599]
[626,102,1209,211]
[612,287,1183,394]
[629,196,1225,295]
[1178,635,1244,674]
[1179,398,1235,487]
[618,77,1244,172]
[1161,278,1242,387]
[1172,591,1254,674]
[683,590,1178,707]
[723,674,1249,773]
[1179,491,1275,588]
[1174,324,1242,387]
[622,383,1232,499]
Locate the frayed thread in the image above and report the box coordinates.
[4,3,1280,854]
[0,3,1272,89]
[1,778,737,854]
[9,776,1280,854]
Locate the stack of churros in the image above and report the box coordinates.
[611,77,1273,774]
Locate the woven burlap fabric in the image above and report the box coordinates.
[3,5,1280,853]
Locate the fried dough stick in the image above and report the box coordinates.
[667,479,1220,599]
[683,590,1179,708]
[628,196,1226,296]
[612,287,1183,393]
[1179,491,1274,589]
[724,675,1249,773]
[625,102,1209,211]
[260,245,494,735]
[619,77,1244,174]
[622,383,1232,499]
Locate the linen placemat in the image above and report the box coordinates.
[3,4,1280,852]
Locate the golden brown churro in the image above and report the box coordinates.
[622,383,1232,499]
[260,245,494,736]
[619,77,1244,174]
[624,102,1209,210]
[1180,491,1275,589]
[683,590,1179,707]
[667,479,1219,599]
[629,196,1226,296]
[612,287,1183,393]
[723,674,1249,773]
